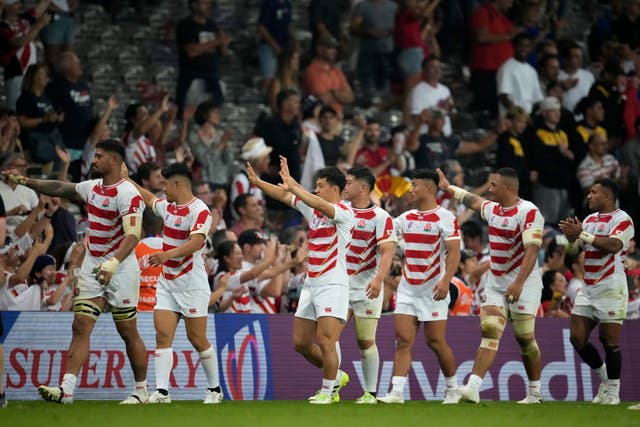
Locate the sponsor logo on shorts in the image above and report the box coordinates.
[432,312,439,317]
[608,310,615,316]
[518,305,525,310]
[122,299,131,304]
[324,307,332,313]
[189,308,197,314]
[365,309,373,315]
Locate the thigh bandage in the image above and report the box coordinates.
[111,306,137,322]
[73,299,102,320]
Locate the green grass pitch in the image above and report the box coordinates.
[2,401,638,427]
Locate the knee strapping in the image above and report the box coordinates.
[111,306,137,322]
[479,314,506,351]
[355,317,378,342]
[360,344,378,359]
[73,299,102,320]
[512,313,539,358]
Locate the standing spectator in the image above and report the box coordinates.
[349,0,397,101]
[15,63,65,170]
[257,0,293,93]
[303,34,354,115]
[409,56,454,137]
[574,96,607,163]
[537,54,560,91]
[267,48,300,114]
[495,106,532,199]
[353,119,395,177]
[468,0,517,114]
[46,52,94,181]
[316,106,362,168]
[496,33,544,117]
[0,0,51,109]
[558,43,595,114]
[588,59,626,147]
[230,194,265,237]
[134,162,164,196]
[231,137,273,207]
[576,134,621,194]
[0,153,39,232]
[308,0,343,51]
[187,101,234,188]
[529,97,575,225]
[175,0,232,111]
[39,0,77,66]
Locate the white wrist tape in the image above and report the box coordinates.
[100,257,120,274]
[579,231,595,245]
[450,185,469,203]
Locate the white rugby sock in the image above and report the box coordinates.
[528,380,541,394]
[321,378,335,397]
[154,347,173,392]
[134,380,147,395]
[61,373,77,395]
[596,363,608,383]
[390,375,406,395]
[445,375,458,390]
[361,345,379,393]
[607,379,620,397]
[335,341,342,368]
[199,346,220,389]
[468,374,483,391]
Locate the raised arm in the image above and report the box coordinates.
[246,161,292,206]
[436,168,485,213]
[133,95,170,139]
[89,95,118,147]
[238,240,278,283]
[278,156,336,219]
[3,171,83,204]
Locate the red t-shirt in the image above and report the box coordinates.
[355,145,390,174]
[469,3,514,71]
[394,9,428,56]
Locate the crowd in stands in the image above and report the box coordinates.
[0,0,639,319]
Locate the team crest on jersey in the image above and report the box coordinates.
[424,223,432,232]
[598,224,606,233]
[101,198,110,208]
[174,217,183,227]
[407,221,413,230]
[357,219,366,229]
[501,218,509,226]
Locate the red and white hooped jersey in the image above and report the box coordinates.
[394,206,460,296]
[153,197,212,292]
[76,179,144,263]
[582,209,634,287]
[291,195,355,286]
[123,131,157,174]
[230,172,265,205]
[347,205,396,290]
[481,199,544,287]
[213,271,251,313]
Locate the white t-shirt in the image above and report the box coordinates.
[0,180,39,232]
[496,58,544,117]
[558,68,595,113]
[408,81,453,136]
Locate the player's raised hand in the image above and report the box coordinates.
[278,155,295,190]
[435,168,450,192]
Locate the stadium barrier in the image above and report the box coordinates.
[1,312,639,401]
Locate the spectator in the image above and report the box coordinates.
[408,56,454,137]
[588,59,626,146]
[231,137,273,207]
[80,95,117,180]
[122,95,170,174]
[315,106,362,168]
[39,0,77,66]
[541,269,570,318]
[389,125,414,176]
[308,0,343,51]
[135,208,163,312]
[30,253,72,311]
[0,0,51,109]
[175,0,232,111]
[558,43,595,113]
[349,0,397,101]
[564,249,585,309]
[576,133,621,194]
[230,194,265,237]
[15,63,65,171]
[0,153,39,232]
[303,34,354,114]
[496,33,544,117]
[574,96,607,162]
[45,51,94,181]
[538,54,560,91]
[257,0,293,93]
[40,194,75,253]
[0,109,21,157]
[495,106,532,199]
[279,224,308,313]
[530,97,575,225]
[407,108,498,170]
[353,119,395,177]
[187,101,234,187]
[254,89,303,181]
[267,48,300,114]
[520,0,550,66]
[468,0,517,114]
[614,0,640,54]
[134,162,164,196]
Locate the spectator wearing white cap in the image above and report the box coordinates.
[529,96,577,225]
[230,137,273,209]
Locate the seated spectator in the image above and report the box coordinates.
[122,94,171,174]
[230,194,265,237]
[495,106,532,199]
[231,138,273,208]
[577,133,621,194]
[559,43,595,113]
[134,162,164,196]
[267,48,300,114]
[302,33,354,114]
[437,159,489,225]
[257,0,293,94]
[497,33,544,117]
[15,63,65,172]
[0,153,39,232]
[46,51,94,180]
[278,224,308,313]
[538,54,560,91]
[0,0,51,109]
[407,108,498,170]
[30,253,72,311]
[614,0,640,56]
[541,269,570,318]
[186,101,234,187]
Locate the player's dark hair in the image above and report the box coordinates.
[319,106,337,118]
[233,193,254,216]
[124,103,143,132]
[276,88,299,110]
[316,166,346,192]
[194,101,221,126]
[410,168,439,186]
[461,221,483,239]
[513,32,532,47]
[135,162,161,184]
[96,139,126,160]
[593,178,618,200]
[347,165,375,192]
[162,162,193,182]
[495,167,520,190]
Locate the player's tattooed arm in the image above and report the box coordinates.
[461,192,484,212]
[26,178,83,204]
